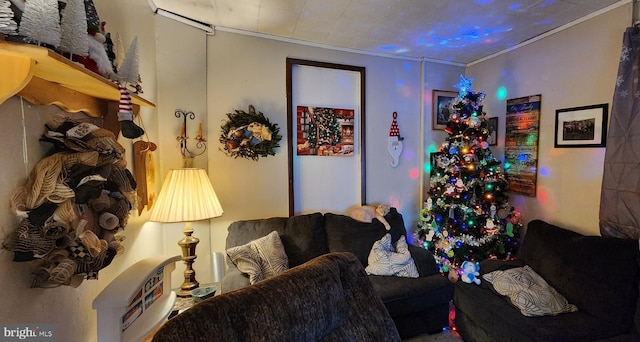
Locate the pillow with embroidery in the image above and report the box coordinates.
[226,231,289,284]
[365,234,419,278]
[483,265,578,317]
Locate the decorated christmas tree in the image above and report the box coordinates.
[307,107,342,148]
[416,76,522,282]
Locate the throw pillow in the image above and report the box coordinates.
[365,234,419,278]
[226,231,289,284]
[483,265,578,317]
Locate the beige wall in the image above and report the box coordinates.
[466,2,631,236]
[0,1,630,340]
[0,1,163,341]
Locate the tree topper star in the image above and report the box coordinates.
[454,75,474,97]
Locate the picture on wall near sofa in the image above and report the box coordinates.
[296,106,355,156]
[504,95,541,197]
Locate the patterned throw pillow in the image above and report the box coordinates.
[226,231,289,284]
[483,265,578,317]
[365,234,419,278]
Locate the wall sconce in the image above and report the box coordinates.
[175,109,207,164]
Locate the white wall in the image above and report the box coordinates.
[466,3,631,235]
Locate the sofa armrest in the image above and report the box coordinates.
[219,268,250,294]
[408,244,439,277]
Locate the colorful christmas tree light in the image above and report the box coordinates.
[416,76,522,281]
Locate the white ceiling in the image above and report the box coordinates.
[149,0,629,65]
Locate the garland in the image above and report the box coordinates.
[219,105,282,161]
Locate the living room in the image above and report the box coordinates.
[0,0,634,341]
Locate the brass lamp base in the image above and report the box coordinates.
[177,221,200,297]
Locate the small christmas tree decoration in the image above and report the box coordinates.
[117,83,145,139]
[416,76,522,281]
[117,36,140,86]
[0,0,18,35]
[59,0,88,56]
[18,0,61,47]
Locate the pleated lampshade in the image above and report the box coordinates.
[149,168,223,222]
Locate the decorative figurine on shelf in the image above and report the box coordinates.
[387,111,403,167]
[117,83,144,139]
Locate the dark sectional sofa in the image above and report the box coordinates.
[454,219,640,342]
[152,252,401,342]
[220,208,454,339]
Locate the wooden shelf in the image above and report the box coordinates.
[0,40,154,134]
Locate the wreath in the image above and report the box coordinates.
[219,105,282,161]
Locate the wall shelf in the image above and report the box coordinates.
[0,40,155,136]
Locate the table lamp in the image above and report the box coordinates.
[149,168,223,297]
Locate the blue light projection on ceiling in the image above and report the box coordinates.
[376,0,564,60]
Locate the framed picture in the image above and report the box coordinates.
[487,117,498,146]
[295,106,355,156]
[554,104,608,148]
[432,90,458,130]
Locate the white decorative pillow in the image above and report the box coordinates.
[226,231,289,284]
[365,234,419,278]
[483,265,578,317]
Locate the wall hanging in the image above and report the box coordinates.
[8,116,135,287]
[504,95,541,197]
[219,104,281,161]
[387,111,403,167]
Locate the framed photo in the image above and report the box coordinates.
[554,104,608,148]
[432,90,457,130]
[487,117,498,146]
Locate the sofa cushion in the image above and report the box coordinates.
[370,273,453,318]
[483,265,577,317]
[520,220,640,331]
[325,207,406,267]
[454,281,615,342]
[226,231,289,284]
[365,234,419,278]
[226,212,327,267]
